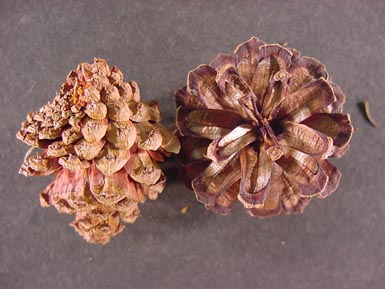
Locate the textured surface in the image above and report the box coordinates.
[1,0,384,288]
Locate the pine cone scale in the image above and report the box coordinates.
[301,113,353,150]
[187,65,224,109]
[276,78,336,123]
[247,163,284,218]
[192,152,241,205]
[279,121,334,158]
[205,180,240,215]
[176,107,244,139]
[317,160,341,198]
[239,146,271,208]
[206,124,258,162]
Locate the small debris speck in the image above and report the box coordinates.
[361,100,378,127]
[180,206,190,215]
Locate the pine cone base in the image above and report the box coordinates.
[176,37,353,217]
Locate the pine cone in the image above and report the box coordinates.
[17,58,180,244]
[176,37,353,217]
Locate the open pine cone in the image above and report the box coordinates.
[17,58,180,244]
[176,37,353,217]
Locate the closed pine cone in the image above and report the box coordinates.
[17,58,180,244]
[176,37,353,217]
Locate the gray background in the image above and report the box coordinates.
[1,0,385,288]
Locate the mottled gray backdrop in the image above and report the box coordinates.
[1,0,384,288]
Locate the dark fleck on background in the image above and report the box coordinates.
[1,1,384,288]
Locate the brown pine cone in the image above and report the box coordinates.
[176,37,353,217]
[17,58,180,244]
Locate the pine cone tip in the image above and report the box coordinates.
[17,58,180,244]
